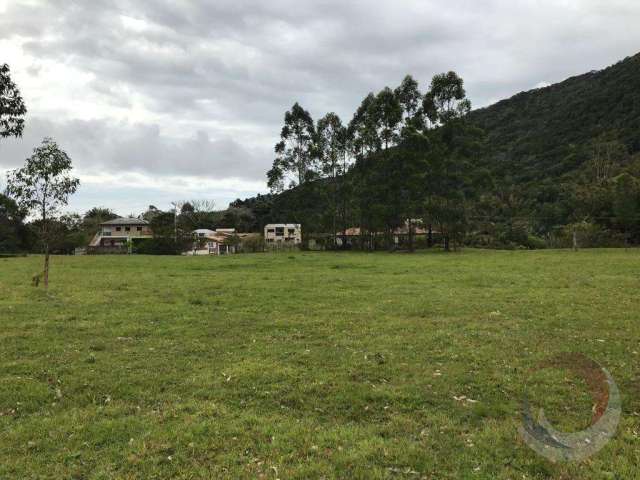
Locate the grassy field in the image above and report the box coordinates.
[1,249,639,479]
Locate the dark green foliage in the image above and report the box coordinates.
[0,63,27,138]
[246,54,640,248]
[230,194,275,231]
[469,54,640,183]
[29,214,88,254]
[0,193,30,253]
[149,211,176,238]
[82,207,118,237]
[612,173,640,241]
[269,103,316,191]
[464,53,640,243]
[133,237,185,255]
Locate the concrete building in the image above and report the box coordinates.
[264,223,302,244]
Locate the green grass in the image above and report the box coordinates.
[1,249,639,479]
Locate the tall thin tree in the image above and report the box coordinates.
[6,138,80,288]
[316,112,348,244]
[268,103,316,191]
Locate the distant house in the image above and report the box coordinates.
[264,224,302,244]
[336,220,433,249]
[89,218,153,253]
[190,228,242,255]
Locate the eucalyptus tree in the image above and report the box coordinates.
[374,87,403,149]
[423,71,471,126]
[349,93,381,160]
[423,71,478,250]
[268,103,316,192]
[316,112,348,242]
[0,64,27,139]
[394,74,425,135]
[6,138,80,288]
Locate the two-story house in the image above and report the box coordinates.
[89,218,153,252]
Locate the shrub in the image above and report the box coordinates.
[133,237,187,255]
[240,234,265,253]
[525,235,547,250]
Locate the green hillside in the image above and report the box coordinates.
[231,54,640,248]
[469,53,640,183]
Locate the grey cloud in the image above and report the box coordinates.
[0,117,269,181]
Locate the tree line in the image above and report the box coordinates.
[265,71,485,251]
[254,58,640,250]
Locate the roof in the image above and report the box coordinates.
[193,228,241,241]
[265,224,301,229]
[193,228,236,236]
[101,217,149,226]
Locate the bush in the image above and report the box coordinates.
[240,234,265,253]
[133,237,187,255]
[525,235,547,250]
[551,222,626,248]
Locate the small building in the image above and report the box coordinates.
[336,220,435,249]
[190,228,242,255]
[264,223,302,245]
[89,218,153,253]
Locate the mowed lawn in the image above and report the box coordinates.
[1,250,639,479]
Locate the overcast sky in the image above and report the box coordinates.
[1,0,639,216]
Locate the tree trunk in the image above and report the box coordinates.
[427,224,433,248]
[332,173,337,249]
[408,220,414,253]
[43,243,50,289]
[444,234,450,252]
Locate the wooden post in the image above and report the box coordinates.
[572,226,578,252]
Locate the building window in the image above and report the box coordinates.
[137,227,143,232]
[275,227,284,236]
[103,231,111,237]
[267,229,275,234]
[288,228,295,235]
[125,227,131,232]
[116,227,122,232]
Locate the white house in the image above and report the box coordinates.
[190,228,240,255]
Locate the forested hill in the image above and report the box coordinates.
[229,53,640,249]
[468,52,640,183]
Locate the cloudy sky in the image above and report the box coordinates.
[1,0,639,215]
